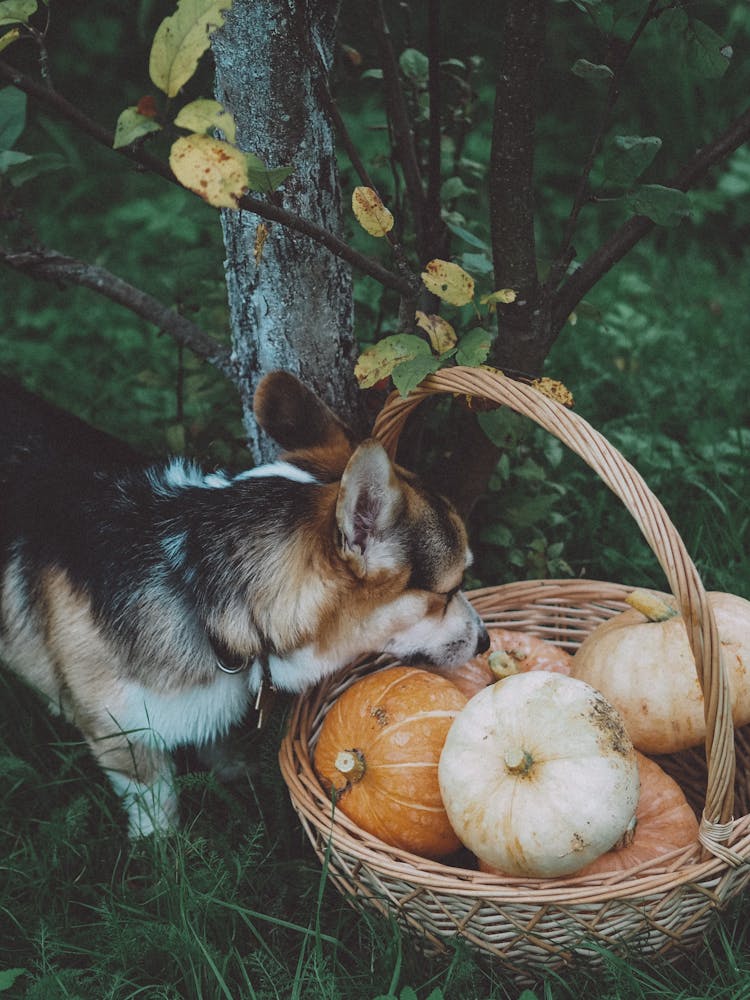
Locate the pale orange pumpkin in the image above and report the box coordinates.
[314,666,468,858]
[432,627,572,698]
[478,751,699,878]
[571,589,750,753]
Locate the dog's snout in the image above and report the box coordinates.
[475,627,490,656]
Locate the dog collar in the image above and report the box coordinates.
[208,633,277,729]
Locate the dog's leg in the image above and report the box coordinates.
[86,729,178,838]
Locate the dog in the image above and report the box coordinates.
[0,371,489,838]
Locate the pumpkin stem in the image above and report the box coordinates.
[334,749,366,784]
[489,650,520,679]
[612,813,638,851]
[625,589,678,622]
[504,748,534,776]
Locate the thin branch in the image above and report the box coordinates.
[371,0,427,259]
[551,105,750,332]
[0,246,236,378]
[546,0,661,292]
[0,58,416,300]
[425,0,449,263]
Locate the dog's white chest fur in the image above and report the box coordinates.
[113,673,250,749]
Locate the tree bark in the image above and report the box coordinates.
[212,0,366,463]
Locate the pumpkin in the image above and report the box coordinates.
[314,666,467,858]
[431,627,572,698]
[570,589,750,754]
[438,671,639,877]
[478,751,699,877]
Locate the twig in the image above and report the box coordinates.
[551,104,750,332]
[546,0,662,293]
[0,58,415,300]
[0,246,236,379]
[426,0,442,234]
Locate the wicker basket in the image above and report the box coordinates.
[278,367,750,979]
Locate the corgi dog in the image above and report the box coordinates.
[0,372,489,837]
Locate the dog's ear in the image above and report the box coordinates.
[335,440,404,578]
[253,371,354,450]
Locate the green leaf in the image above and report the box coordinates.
[603,135,662,187]
[456,327,492,366]
[444,220,490,251]
[399,48,429,84]
[458,251,493,276]
[0,0,36,26]
[686,19,732,79]
[0,148,30,172]
[571,59,613,81]
[355,334,431,389]
[149,0,230,98]
[626,184,692,227]
[0,969,27,992]
[5,150,65,186]
[113,107,162,149]
[174,98,236,143]
[245,153,293,193]
[392,354,441,397]
[0,85,26,149]
[440,175,474,201]
[478,408,527,448]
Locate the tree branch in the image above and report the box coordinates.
[551,104,750,333]
[0,57,416,300]
[371,0,428,259]
[0,246,236,378]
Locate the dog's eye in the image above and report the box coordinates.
[441,585,461,607]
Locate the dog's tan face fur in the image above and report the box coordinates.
[0,371,488,836]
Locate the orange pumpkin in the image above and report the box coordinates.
[478,751,698,878]
[432,627,572,698]
[314,666,468,858]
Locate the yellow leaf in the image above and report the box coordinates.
[414,311,456,353]
[254,222,269,265]
[174,98,236,144]
[421,259,475,306]
[113,107,162,149]
[169,134,248,208]
[0,26,20,50]
[480,288,517,311]
[532,377,575,409]
[351,186,394,238]
[149,0,230,98]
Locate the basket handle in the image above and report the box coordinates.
[372,366,738,857]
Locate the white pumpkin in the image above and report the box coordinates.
[438,671,640,877]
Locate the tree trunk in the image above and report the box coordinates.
[488,0,549,378]
[212,0,366,464]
